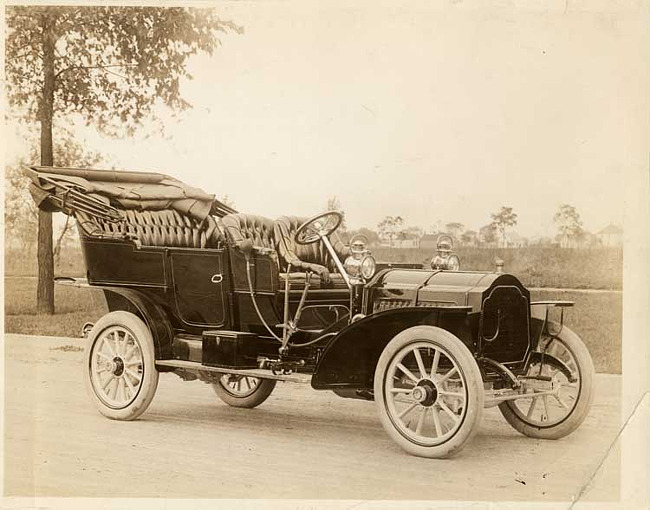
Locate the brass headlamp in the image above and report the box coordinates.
[430,235,460,271]
[343,235,376,280]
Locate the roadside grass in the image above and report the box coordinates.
[4,278,107,338]
[530,289,621,375]
[5,246,87,278]
[4,278,622,374]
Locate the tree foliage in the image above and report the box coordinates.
[377,216,404,246]
[490,206,518,246]
[6,6,242,136]
[5,5,240,313]
[479,223,498,245]
[445,222,464,239]
[553,204,584,244]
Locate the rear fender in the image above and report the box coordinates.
[311,307,475,390]
[102,287,174,361]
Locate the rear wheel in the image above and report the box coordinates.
[212,375,276,408]
[499,324,595,439]
[374,326,484,458]
[84,311,159,420]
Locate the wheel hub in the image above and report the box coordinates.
[412,380,438,407]
[112,357,125,376]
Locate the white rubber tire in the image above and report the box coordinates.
[374,326,484,458]
[212,376,276,408]
[84,311,159,421]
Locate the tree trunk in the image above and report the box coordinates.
[36,12,56,315]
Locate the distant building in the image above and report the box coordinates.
[392,238,420,249]
[419,234,439,250]
[378,232,420,249]
[596,224,623,247]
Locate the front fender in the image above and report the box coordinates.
[311,306,476,390]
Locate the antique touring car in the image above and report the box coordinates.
[27,166,595,458]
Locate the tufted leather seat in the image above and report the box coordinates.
[75,209,224,248]
[220,213,277,249]
[274,216,351,288]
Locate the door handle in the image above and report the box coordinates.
[211,274,223,284]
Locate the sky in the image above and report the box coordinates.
[5,1,649,238]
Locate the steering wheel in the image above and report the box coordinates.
[295,211,343,245]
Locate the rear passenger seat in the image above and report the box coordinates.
[75,209,224,248]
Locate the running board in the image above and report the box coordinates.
[155,359,312,384]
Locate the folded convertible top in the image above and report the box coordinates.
[25,166,237,221]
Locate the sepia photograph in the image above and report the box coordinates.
[2,1,649,508]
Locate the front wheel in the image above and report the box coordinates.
[374,326,484,458]
[84,311,159,420]
[498,324,595,439]
[212,375,276,408]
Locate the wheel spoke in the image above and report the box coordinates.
[390,388,412,394]
[430,349,440,378]
[101,374,115,391]
[397,402,419,420]
[527,396,539,418]
[96,351,112,362]
[122,343,136,362]
[437,399,459,424]
[431,406,443,437]
[110,377,119,400]
[95,362,111,374]
[125,367,142,381]
[396,363,419,383]
[116,377,125,402]
[437,367,458,385]
[112,331,121,357]
[103,337,116,357]
[124,359,142,367]
[412,348,427,380]
[415,408,426,435]
[123,373,136,395]
[553,394,569,410]
[542,395,550,421]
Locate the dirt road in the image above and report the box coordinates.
[4,334,620,502]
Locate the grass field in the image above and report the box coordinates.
[4,278,108,338]
[4,278,622,374]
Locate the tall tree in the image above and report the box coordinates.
[5,6,241,314]
[490,206,518,247]
[479,223,497,246]
[445,222,464,239]
[553,204,584,247]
